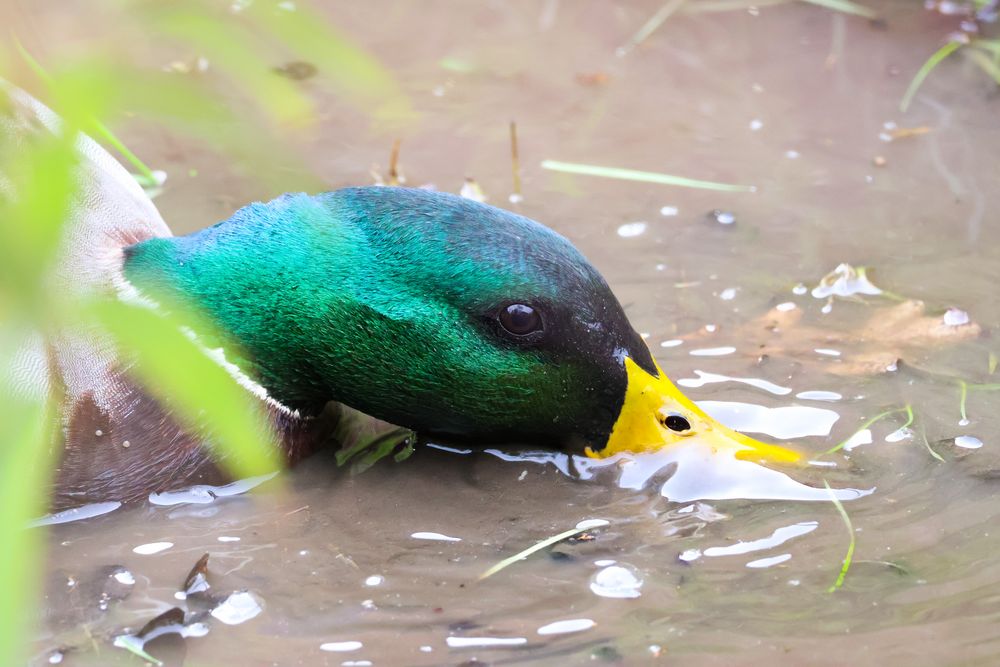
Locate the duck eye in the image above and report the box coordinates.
[498,303,543,337]
[664,414,692,432]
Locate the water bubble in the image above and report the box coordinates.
[710,210,736,225]
[537,618,596,635]
[689,346,736,357]
[411,532,462,542]
[792,283,808,295]
[843,429,873,452]
[955,435,983,449]
[320,641,363,652]
[678,548,702,562]
[749,119,763,131]
[211,591,264,625]
[812,263,882,299]
[885,427,913,443]
[659,206,679,216]
[746,553,791,568]
[785,150,800,159]
[719,287,737,300]
[447,636,528,648]
[364,575,384,586]
[660,339,683,348]
[795,390,842,401]
[943,308,970,326]
[704,522,817,558]
[132,542,173,555]
[590,564,643,599]
[617,221,648,237]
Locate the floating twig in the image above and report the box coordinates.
[825,480,855,592]
[509,121,522,203]
[479,519,609,580]
[388,138,401,186]
[540,160,754,192]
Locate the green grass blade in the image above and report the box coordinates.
[824,407,906,455]
[0,322,61,667]
[901,40,963,112]
[958,380,969,423]
[965,47,1000,86]
[480,520,609,580]
[799,0,877,19]
[540,160,755,192]
[824,480,856,592]
[13,40,158,185]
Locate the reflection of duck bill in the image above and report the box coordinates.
[590,356,803,465]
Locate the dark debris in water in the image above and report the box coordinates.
[182,553,211,598]
[273,60,318,80]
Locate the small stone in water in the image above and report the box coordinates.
[589,564,642,598]
[709,210,736,225]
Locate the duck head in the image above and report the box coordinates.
[124,187,799,464]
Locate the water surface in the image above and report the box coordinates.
[13,1,1000,664]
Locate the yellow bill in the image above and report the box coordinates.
[587,356,802,464]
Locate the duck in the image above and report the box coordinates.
[2,84,800,511]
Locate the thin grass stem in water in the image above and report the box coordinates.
[900,40,963,112]
[479,520,609,580]
[509,121,522,200]
[619,0,688,55]
[14,39,160,185]
[824,480,855,592]
[824,407,908,455]
[958,380,969,424]
[540,160,755,192]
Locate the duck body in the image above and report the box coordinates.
[4,85,796,511]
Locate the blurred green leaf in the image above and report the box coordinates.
[0,325,58,667]
[88,297,282,480]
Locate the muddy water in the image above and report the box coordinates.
[14,1,1000,665]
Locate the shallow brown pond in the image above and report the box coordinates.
[12,0,1000,665]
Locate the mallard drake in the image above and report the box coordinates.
[3,86,798,510]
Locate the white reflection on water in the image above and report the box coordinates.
[678,370,792,396]
[484,400,873,503]
[703,521,818,557]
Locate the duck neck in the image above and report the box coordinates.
[121,194,353,416]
